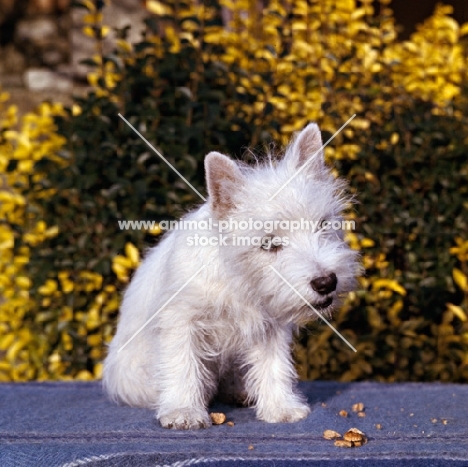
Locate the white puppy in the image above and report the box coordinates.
[103,124,359,429]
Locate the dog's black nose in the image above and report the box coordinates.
[311,273,337,295]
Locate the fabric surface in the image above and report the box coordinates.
[1,381,468,467]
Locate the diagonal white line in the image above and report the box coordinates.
[118,113,207,202]
[269,265,357,353]
[117,264,207,353]
[268,114,356,201]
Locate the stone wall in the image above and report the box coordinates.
[0,0,146,113]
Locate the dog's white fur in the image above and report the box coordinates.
[103,124,360,429]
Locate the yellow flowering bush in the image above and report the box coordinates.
[0,98,63,381]
[446,238,468,325]
[0,92,124,381]
[0,0,467,382]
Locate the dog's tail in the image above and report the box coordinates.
[102,331,157,409]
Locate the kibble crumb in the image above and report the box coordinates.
[375,424,382,430]
[248,444,254,450]
[339,410,348,417]
[358,411,366,418]
[431,418,437,423]
[442,419,448,425]
[334,439,353,448]
[227,421,235,427]
[210,412,226,425]
[323,429,341,440]
[352,402,365,412]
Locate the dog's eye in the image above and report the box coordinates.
[261,235,283,252]
[318,219,331,230]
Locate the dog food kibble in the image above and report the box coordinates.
[352,402,365,412]
[227,421,235,427]
[210,412,226,425]
[339,410,348,417]
[348,428,367,445]
[334,439,353,448]
[343,429,365,443]
[358,411,366,417]
[325,427,367,448]
[323,429,341,440]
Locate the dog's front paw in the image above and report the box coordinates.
[159,408,212,430]
[259,403,310,424]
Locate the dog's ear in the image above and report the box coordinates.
[205,151,243,217]
[289,123,325,174]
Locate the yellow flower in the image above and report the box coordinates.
[38,280,58,296]
[446,304,467,322]
[372,279,406,296]
[453,268,467,291]
[125,243,140,267]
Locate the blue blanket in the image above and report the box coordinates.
[1,381,468,466]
